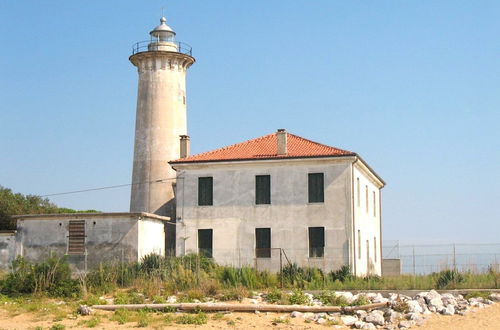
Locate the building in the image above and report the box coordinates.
[170,129,385,276]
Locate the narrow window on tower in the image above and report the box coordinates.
[308,173,324,203]
[373,191,376,217]
[255,175,271,204]
[255,228,271,258]
[358,230,361,259]
[308,227,325,257]
[365,185,369,213]
[357,178,360,207]
[198,177,213,206]
[198,229,213,258]
[374,237,377,262]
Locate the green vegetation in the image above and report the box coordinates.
[0,185,98,230]
[175,312,208,325]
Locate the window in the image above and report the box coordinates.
[373,191,376,217]
[255,228,271,258]
[198,229,213,258]
[308,227,325,257]
[68,220,85,255]
[255,175,271,204]
[308,173,324,203]
[374,237,377,262]
[198,177,213,206]
[356,178,360,207]
[365,185,369,213]
[358,230,361,259]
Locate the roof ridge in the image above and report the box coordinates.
[287,133,354,155]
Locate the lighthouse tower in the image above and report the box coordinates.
[129,17,195,217]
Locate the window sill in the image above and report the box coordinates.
[308,257,325,259]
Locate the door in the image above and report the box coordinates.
[198,229,213,258]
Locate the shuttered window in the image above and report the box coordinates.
[255,228,271,258]
[255,175,271,204]
[198,177,213,206]
[308,173,324,203]
[68,220,85,255]
[198,229,213,258]
[308,227,325,257]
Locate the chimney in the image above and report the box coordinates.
[277,129,287,155]
[180,135,190,158]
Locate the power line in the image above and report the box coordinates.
[41,177,177,197]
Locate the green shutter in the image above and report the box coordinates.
[198,229,213,258]
[308,173,324,203]
[198,177,213,206]
[308,227,325,257]
[255,175,271,204]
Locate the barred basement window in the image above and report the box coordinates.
[68,220,85,255]
[255,175,271,204]
[198,229,213,258]
[308,227,325,257]
[255,228,271,258]
[198,177,213,206]
[308,173,324,203]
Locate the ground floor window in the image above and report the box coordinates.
[308,227,325,257]
[68,220,85,255]
[255,228,271,258]
[198,229,213,258]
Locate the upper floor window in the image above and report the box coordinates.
[308,173,324,203]
[198,177,213,206]
[255,175,271,205]
[308,227,325,257]
[365,185,369,213]
[373,191,376,217]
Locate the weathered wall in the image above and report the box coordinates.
[175,158,354,272]
[129,52,194,218]
[0,232,16,271]
[13,213,167,271]
[382,258,401,276]
[352,162,383,276]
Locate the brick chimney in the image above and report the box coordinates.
[180,135,190,158]
[277,129,287,155]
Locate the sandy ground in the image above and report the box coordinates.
[0,303,500,329]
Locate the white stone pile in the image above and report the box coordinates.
[287,290,498,329]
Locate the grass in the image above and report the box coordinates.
[175,312,208,325]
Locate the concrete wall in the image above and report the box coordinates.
[352,162,383,276]
[0,231,16,271]
[175,158,354,272]
[382,258,401,276]
[12,212,167,271]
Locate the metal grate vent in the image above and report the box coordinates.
[68,220,86,255]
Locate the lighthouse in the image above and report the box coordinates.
[129,17,195,218]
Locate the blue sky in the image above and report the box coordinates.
[0,1,499,244]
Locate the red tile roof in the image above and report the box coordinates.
[170,131,356,164]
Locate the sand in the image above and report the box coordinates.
[1,303,500,329]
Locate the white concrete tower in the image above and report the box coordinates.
[129,17,195,217]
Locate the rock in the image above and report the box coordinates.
[441,305,455,315]
[398,320,415,329]
[335,291,354,303]
[354,320,366,329]
[290,311,303,318]
[405,312,422,321]
[387,311,402,324]
[362,323,376,330]
[441,293,457,306]
[303,312,315,320]
[406,300,423,313]
[78,305,92,316]
[428,297,444,309]
[254,310,260,314]
[424,290,442,302]
[249,299,258,304]
[355,310,368,318]
[365,311,385,326]
[316,317,327,325]
[167,296,177,303]
[485,299,494,305]
[341,315,358,326]
[489,293,500,302]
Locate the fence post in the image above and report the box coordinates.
[453,244,457,271]
[412,246,416,276]
[280,248,283,289]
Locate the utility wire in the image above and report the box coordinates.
[41,177,177,197]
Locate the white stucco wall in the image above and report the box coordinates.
[174,158,355,272]
[0,232,16,271]
[352,162,383,276]
[138,218,166,260]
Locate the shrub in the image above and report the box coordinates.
[140,254,163,274]
[314,291,348,306]
[111,308,130,324]
[0,256,80,297]
[288,289,309,305]
[350,295,370,306]
[266,288,283,304]
[175,312,208,325]
[436,270,464,289]
[50,324,65,330]
[329,265,352,282]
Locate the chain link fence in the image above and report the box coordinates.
[382,241,500,275]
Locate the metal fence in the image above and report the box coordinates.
[382,240,500,274]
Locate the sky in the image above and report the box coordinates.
[0,1,499,244]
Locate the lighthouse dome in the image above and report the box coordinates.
[150,17,176,42]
